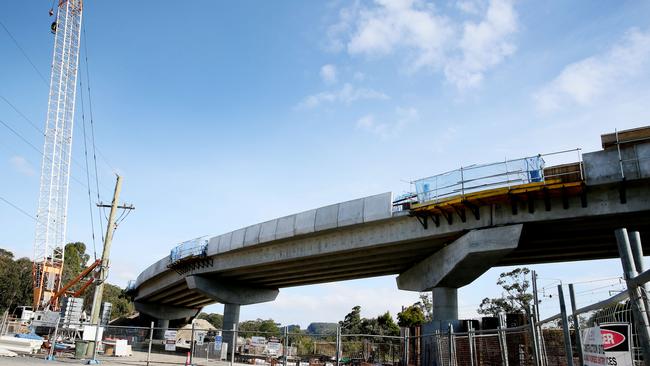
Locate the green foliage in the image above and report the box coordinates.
[82,282,135,320]
[238,318,280,338]
[416,292,433,321]
[339,305,362,334]
[340,306,400,336]
[477,267,533,317]
[397,305,425,327]
[62,242,91,290]
[0,249,33,314]
[197,312,223,329]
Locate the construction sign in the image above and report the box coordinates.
[582,326,606,366]
[600,323,633,366]
[164,330,177,351]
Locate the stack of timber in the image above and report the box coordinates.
[601,126,650,149]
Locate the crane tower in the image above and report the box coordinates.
[33,0,84,310]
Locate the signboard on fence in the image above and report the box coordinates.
[600,323,633,366]
[582,326,606,366]
[195,330,206,346]
[164,330,177,351]
[214,335,223,352]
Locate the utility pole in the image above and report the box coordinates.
[89,175,134,324]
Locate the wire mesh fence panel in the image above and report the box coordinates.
[473,333,503,366]
[504,329,535,366]
[540,327,570,366]
[289,332,337,364]
[340,334,403,365]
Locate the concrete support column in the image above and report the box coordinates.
[223,303,240,360]
[431,287,458,321]
[156,319,169,339]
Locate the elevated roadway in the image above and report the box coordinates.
[129,133,650,338]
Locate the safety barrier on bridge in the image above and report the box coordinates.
[394,148,584,211]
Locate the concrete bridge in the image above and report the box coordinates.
[129,130,650,342]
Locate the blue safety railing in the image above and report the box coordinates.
[170,236,209,264]
[393,149,583,208]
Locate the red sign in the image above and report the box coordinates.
[601,329,625,350]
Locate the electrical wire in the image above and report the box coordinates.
[79,76,98,260]
[81,23,108,237]
[0,196,36,221]
[0,116,98,194]
[0,20,49,86]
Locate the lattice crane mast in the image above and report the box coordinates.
[33,0,84,310]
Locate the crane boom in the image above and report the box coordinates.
[33,0,84,310]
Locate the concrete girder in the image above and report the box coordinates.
[396,224,524,291]
[134,301,200,321]
[185,275,279,305]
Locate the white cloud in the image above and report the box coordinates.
[320,64,338,84]
[356,107,419,138]
[534,28,650,111]
[445,0,517,89]
[9,156,36,176]
[328,0,518,89]
[297,83,389,109]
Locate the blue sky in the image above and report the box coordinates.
[1,0,649,327]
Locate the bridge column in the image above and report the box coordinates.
[431,287,458,321]
[156,319,169,339]
[222,303,240,360]
[397,224,523,324]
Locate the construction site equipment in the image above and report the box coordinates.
[32,0,84,310]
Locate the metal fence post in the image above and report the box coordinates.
[46,316,60,361]
[146,321,154,366]
[336,325,341,366]
[403,327,410,366]
[498,313,509,366]
[188,322,195,365]
[447,323,455,366]
[568,284,583,366]
[230,324,237,366]
[527,310,540,366]
[629,231,650,319]
[283,325,288,366]
[557,285,574,366]
[615,228,650,365]
[468,322,475,366]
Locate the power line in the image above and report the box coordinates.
[0,94,113,192]
[0,196,36,221]
[0,116,98,195]
[81,23,109,232]
[79,76,99,260]
[0,20,49,85]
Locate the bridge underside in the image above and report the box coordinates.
[136,209,650,309]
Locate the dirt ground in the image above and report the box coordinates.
[0,350,244,366]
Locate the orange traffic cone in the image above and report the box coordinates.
[185,351,191,366]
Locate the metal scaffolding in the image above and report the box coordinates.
[33,0,84,309]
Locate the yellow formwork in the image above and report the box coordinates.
[411,178,584,214]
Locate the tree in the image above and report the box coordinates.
[477,267,533,317]
[339,305,362,334]
[198,312,223,329]
[415,292,433,322]
[238,318,280,338]
[82,283,135,320]
[62,242,91,290]
[397,305,425,327]
[376,311,400,336]
[0,249,33,313]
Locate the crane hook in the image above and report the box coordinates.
[49,8,54,17]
